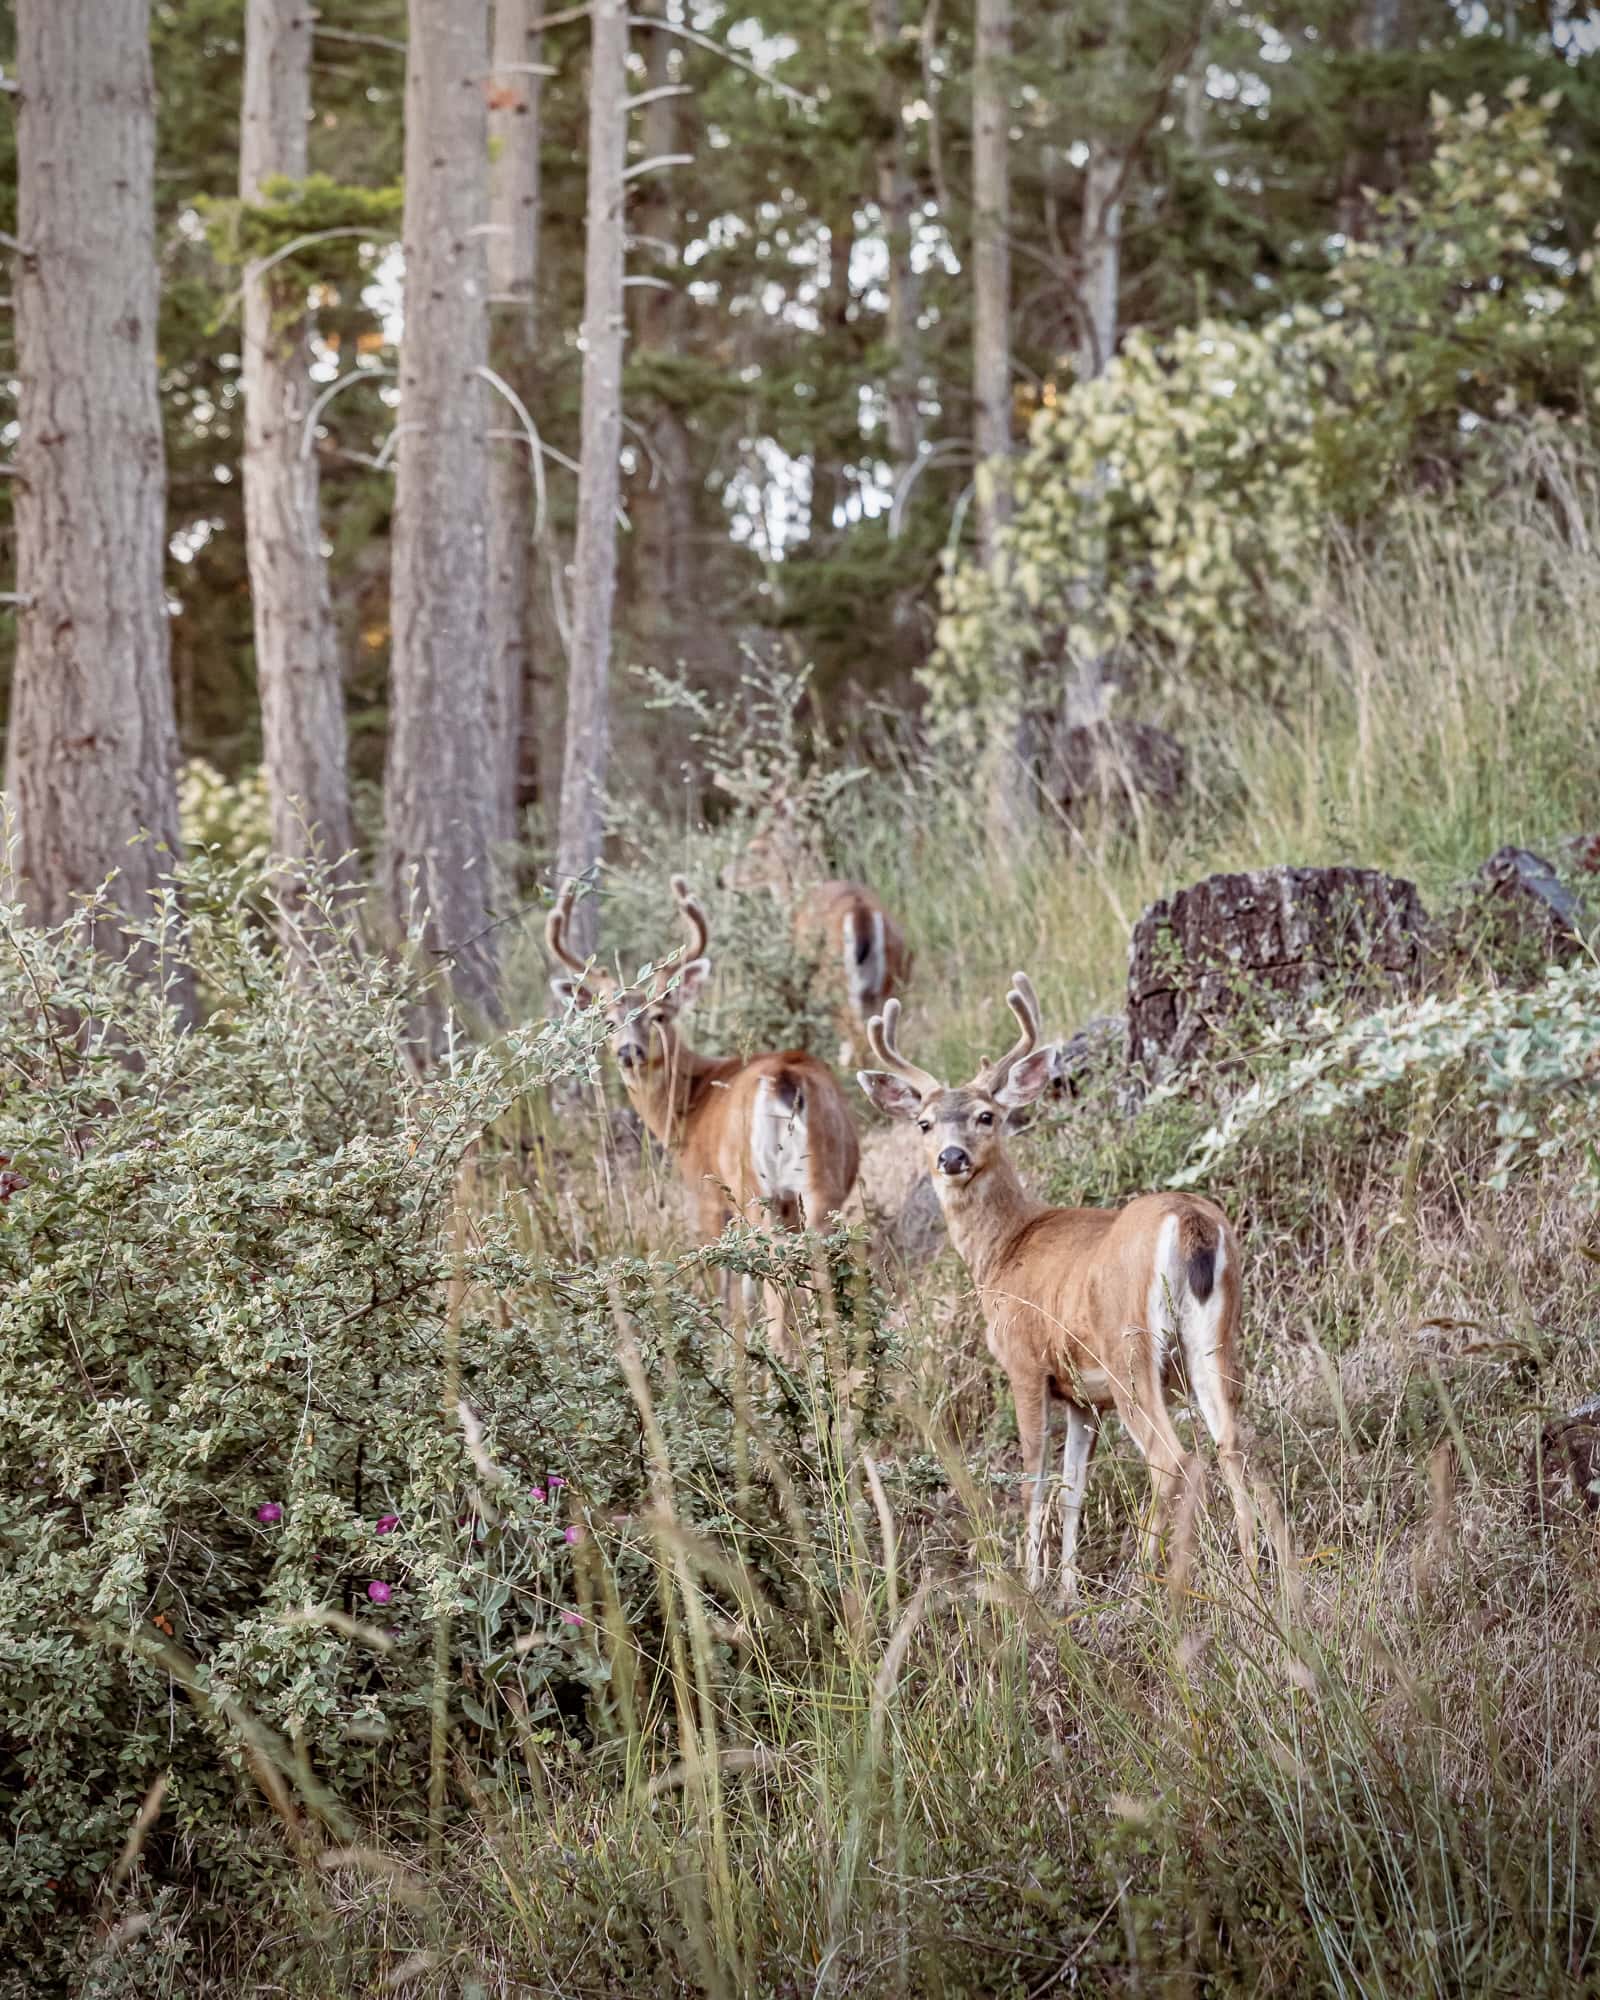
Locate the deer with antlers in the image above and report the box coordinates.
[857,974,1255,1603]
[547,876,861,1340]
[722,794,913,1069]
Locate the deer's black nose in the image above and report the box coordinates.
[617,1045,642,1073]
[937,1146,971,1178]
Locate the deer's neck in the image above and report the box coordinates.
[935,1151,1050,1291]
[628,1041,725,1152]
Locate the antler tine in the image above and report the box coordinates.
[866,997,941,1099]
[545,879,589,976]
[668,875,710,963]
[982,969,1042,1091]
[648,874,712,993]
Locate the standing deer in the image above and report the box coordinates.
[547,876,861,1338]
[723,800,913,1069]
[857,974,1255,1603]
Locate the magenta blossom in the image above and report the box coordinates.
[366,1580,392,1605]
[528,1486,546,1503]
[564,1524,582,1546]
[560,1609,584,1627]
[257,1502,283,1525]
[375,1513,400,1536]
[547,1475,566,1491]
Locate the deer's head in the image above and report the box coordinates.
[718,784,823,898]
[856,974,1055,1186]
[547,875,712,1082]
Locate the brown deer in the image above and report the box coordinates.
[547,876,861,1336]
[857,974,1255,1603]
[723,799,913,1068]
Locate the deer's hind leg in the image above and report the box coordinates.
[1114,1325,1199,1574]
[1178,1240,1257,1578]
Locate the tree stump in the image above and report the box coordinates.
[1126,865,1434,1072]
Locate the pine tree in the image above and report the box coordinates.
[385,0,499,1019]
[6,0,190,993]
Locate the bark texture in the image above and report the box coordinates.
[241,0,354,884]
[7,0,187,972]
[386,0,499,1019]
[486,0,543,853]
[553,0,628,958]
[971,0,1012,563]
[1078,143,1123,381]
[628,0,695,666]
[871,0,922,471]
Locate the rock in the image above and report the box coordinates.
[1047,718,1187,828]
[1458,845,1591,971]
[888,1172,945,1268]
[605,1104,656,1164]
[1126,865,1434,1073]
[1044,1014,1126,1103]
[1529,1394,1600,1524]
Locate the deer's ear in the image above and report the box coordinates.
[550,975,595,1012]
[994,1046,1055,1110]
[857,1070,924,1122]
[658,956,711,1015]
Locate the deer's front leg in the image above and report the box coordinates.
[1010,1365,1052,1594]
[1055,1400,1099,1608]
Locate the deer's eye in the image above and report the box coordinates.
[975,1110,995,1127]
[917,1119,933,1134]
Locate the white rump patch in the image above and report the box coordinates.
[751,1075,810,1206]
[1146,1212,1182,1378]
[844,908,888,1017]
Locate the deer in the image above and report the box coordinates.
[856,973,1255,1605]
[547,875,861,1348]
[722,795,913,1070]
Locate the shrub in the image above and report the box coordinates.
[176,760,272,870]
[0,854,897,1991]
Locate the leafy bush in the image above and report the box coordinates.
[928,86,1600,730]
[0,856,893,1991]
[176,760,272,870]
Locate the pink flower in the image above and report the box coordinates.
[528,1486,546,1503]
[547,1476,566,1491]
[375,1513,400,1536]
[367,1580,392,1605]
[560,1610,584,1627]
[257,1502,282,1525]
[564,1525,582,1546]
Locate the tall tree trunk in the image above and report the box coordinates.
[1078,144,1123,383]
[972,0,1012,564]
[629,0,695,667]
[241,0,355,890]
[1065,135,1123,730]
[871,0,923,471]
[486,0,542,857]
[386,0,499,1020]
[811,200,857,541]
[553,0,628,958]
[7,0,190,989]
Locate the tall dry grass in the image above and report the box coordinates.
[75,496,1600,1998]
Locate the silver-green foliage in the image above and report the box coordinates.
[1173,959,1600,1196]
